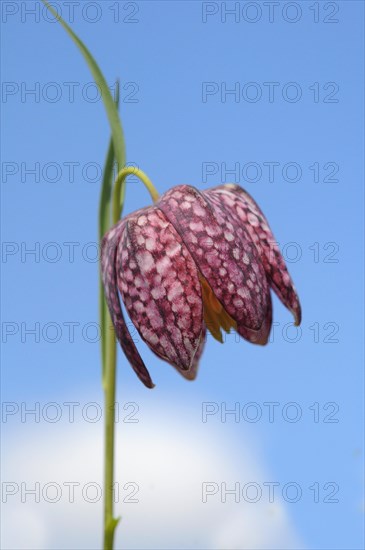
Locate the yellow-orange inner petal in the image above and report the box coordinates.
[199,276,237,343]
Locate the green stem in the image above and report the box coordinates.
[113,167,159,223]
[103,325,119,550]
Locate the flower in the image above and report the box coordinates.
[101,184,301,388]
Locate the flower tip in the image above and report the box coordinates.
[292,304,302,327]
[184,371,198,381]
[175,364,199,381]
[253,302,272,346]
[141,376,155,389]
[256,333,270,346]
[241,326,270,346]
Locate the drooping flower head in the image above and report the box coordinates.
[101,184,301,388]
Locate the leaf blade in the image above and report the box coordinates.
[41,0,126,176]
[99,83,120,372]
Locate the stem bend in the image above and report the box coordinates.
[113,167,159,224]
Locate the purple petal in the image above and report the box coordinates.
[152,323,207,381]
[176,324,206,380]
[207,185,301,325]
[117,206,204,371]
[101,218,154,388]
[158,185,271,345]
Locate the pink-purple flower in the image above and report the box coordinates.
[101,184,301,388]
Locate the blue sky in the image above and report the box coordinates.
[1,1,364,549]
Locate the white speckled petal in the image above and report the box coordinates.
[158,185,271,344]
[117,206,204,371]
[100,216,154,388]
[207,184,301,325]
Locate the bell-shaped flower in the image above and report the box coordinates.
[101,184,301,388]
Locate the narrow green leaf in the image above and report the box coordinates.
[99,83,120,372]
[42,0,126,377]
[41,0,126,182]
[99,80,120,241]
[41,7,127,541]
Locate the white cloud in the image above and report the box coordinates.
[1,401,305,549]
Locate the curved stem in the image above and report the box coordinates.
[113,167,159,223]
